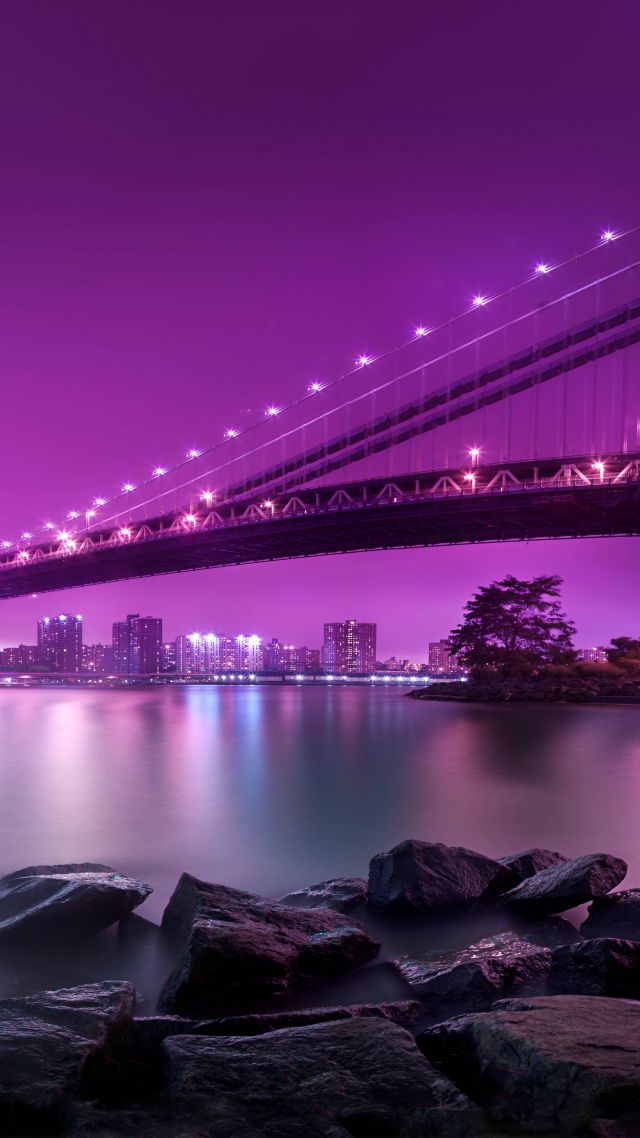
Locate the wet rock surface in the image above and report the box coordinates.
[497,848,567,884]
[278,876,368,912]
[163,1016,477,1138]
[500,853,627,916]
[581,889,640,940]
[157,874,380,1014]
[0,863,153,946]
[394,932,551,1018]
[548,937,640,998]
[368,839,515,914]
[0,981,135,1134]
[418,994,640,1135]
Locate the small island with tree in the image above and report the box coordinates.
[410,574,640,703]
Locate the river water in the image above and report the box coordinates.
[1,684,639,923]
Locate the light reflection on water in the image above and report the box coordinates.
[0,685,639,923]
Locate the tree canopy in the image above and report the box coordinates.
[449,574,576,676]
[604,637,640,668]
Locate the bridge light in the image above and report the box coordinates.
[57,530,70,541]
[309,381,323,393]
[18,550,29,561]
[122,483,135,493]
[68,510,79,519]
[225,428,238,438]
[464,472,477,490]
[356,354,371,367]
[601,229,616,242]
[535,263,550,274]
[472,295,487,308]
[2,541,10,548]
[21,531,31,539]
[86,509,96,519]
[153,466,166,477]
[44,522,54,530]
[187,449,200,459]
[201,491,215,504]
[415,326,428,337]
[118,527,132,540]
[93,497,106,507]
[184,514,197,525]
[266,406,279,416]
[263,500,274,511]
[592,461,606,481]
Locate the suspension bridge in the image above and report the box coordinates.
[2,229,640,600]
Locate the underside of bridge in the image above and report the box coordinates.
[1,478,639,600]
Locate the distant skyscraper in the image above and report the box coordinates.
[161,642,177,673]
[576,647,607,663]
[112,614,162,673]
[38,614,83,672]
[235,634,263,672]
[82,643,115,673]
[428,639,461,674]
[323,620,376,674]
[1,644,43,671]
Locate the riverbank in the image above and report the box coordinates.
[1,842,640,1135]
[409,673,640,703]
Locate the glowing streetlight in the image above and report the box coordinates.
[86,509,96,519]
[263,500,274,512]
[266,406,279,417]
[472,295,487,308]
[468,446,481,467]
[119,527,132,540]
[415,326,428,337]
[356,355,371,366]
[225,428,238,438]
[601,229,616,242]
[153,466,166,477]
[464,472,477,490]
[18,550,29,561]
[201,491,215,505]
[21,531,31,539]
[2,541,11,549]
[68,510,79,519]
[187,449,200,459]
[93,497,106,507]
[309,381,323,393]
[184,513,197,525]
[535,263,550,275]
[122,483,135,493]
[592,460,606,482]
[44,522,54,530]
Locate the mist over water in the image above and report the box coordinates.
[0,685,639,915]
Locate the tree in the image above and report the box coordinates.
[604,637,640,669]
[449,574,576,676]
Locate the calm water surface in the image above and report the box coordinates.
[1,685,639,923]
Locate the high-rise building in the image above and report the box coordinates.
[428,639,461,675]
[235,634,263,672]
[322,620,377,674]
[1,644,43,671]
[112,614,162,673]
[576,647,607,663]
[161,642,177,673]
[82,643,115,673]
[38,614,83,672]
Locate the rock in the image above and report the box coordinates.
[278,876,368,912]
[497,848,567,884]
[517,915,583,948]
[0,981,134,1133]
[394,933,551,1018]
[581,889,640,940]
[163,1016,478,1137]
[117,912,160,948]
[418,994,640,1135]
[158,875,380,1014]
[500,853,627,916]
[0,863,153,946]
[367,840,515,914]
[548,938,640,998]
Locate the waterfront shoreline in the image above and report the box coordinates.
[409,675,640,705]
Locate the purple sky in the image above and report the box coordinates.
[1,0,639,657]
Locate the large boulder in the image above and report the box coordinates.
[548,938,640,999]
[367,840,514,914]
[497,848,567,884]
[0,981,134,1134]
[0,863,152,945]
[278,877,367,912]
[158,875,380,1014]
[418,994,640,1135]
[394,933,551,1018]
[500,853,627,916]
[517,915,583,949]
[163,1016,478,1137]
[581,889,640,940]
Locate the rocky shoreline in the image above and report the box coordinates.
[408,675,640,704]
[1,846,640,1135]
